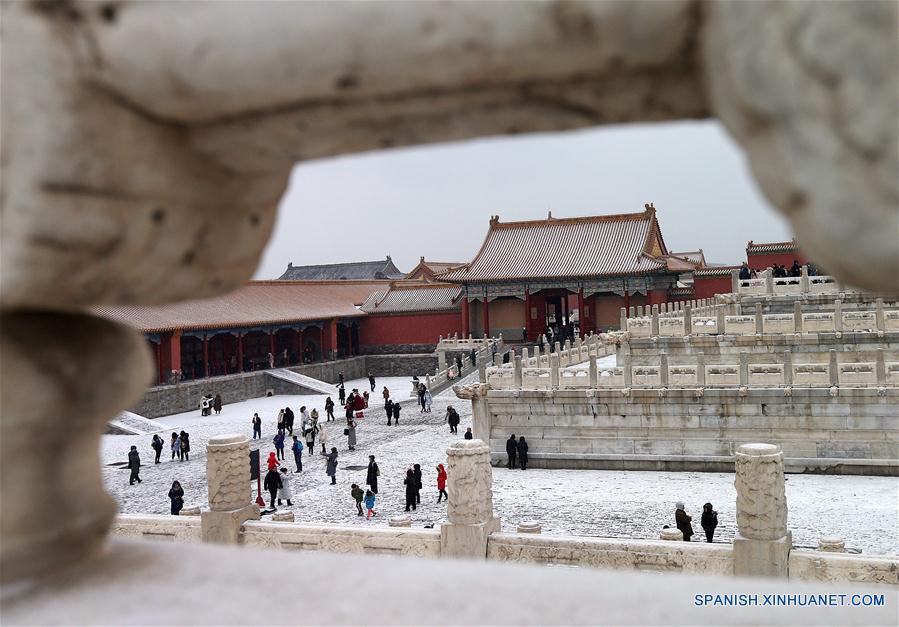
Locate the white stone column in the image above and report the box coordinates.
[764,268,774,294]
[201,434,260,544]
[716,305,726,335]
[659,352,669,387]
[755,304,764,335]
[620,307,627,330]
[876,348,886,385]
[733,443,791,577]
[453,383,491,442]
[731,269,740,293]
[793,301,802,333]
[588,354,598,387]
[440,439,500,559]
[875,298,885,332]
[828,350,839,386]
[651,306,659,336]
[834,299,843,333]
[683,304,692,335]
[783,350,793,386]
[696,352,706,387]
[512,355,522,388]
[800,265,809,293]
[550,354,560,388]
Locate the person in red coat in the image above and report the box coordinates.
[267,451,280,471]
[436,463,448,503]
[353,390,366,412]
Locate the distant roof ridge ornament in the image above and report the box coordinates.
[489,215,500,226]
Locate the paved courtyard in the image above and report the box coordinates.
[103,374,899,556]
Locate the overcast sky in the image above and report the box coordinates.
[254,120,793,279]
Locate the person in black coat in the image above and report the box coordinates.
[413,463,423,505]
[464,427,473,440]
[151,434,164,464]
[517,436,529,470]
[701,502,718,543]
[283,407,295,435]
[385,399,394,426]
[393,401,401,425]
[180,431,191,461]
[263,468,283,509]
[366,455,379,494]
[127,445,142,485]
[506,434,518,470]
[446,407,460,434]
[338,384,346,406]
[325,397,335,422]
[168,480,184,515]
[675,502,694,541]
[368,373,376,392]
[403,468,417,512]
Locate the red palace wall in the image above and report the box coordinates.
[358,311,463,348]
[693,275,734,300]
[747,251,808,271]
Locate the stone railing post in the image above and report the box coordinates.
[696,352,706,387]
[554,341,561,356]
[783,350,793,386]
[453,383,491,441]
[651,308,659,336]
[659,352,669,387]
[620,307,627,330]
[588,354,598,387]
[733,443,791,577]
[478,360,486,384]
[834,299,843,333]
[800,265,809,293]
[876,349,886,384]
[739,351,749,386]
[875,298,885,332]
[829,350,839,386]
[512,355,522,388]
[622,349,633,388]
[440,439,500,559]
[493,352,502,367]
[793,301,802,333]
[550,354,560,388]
[522,346,530,365]
[628,306,636,318]
[764,268,774,294]
[683,304,692,336]
[755,304,764,335]
[716,305,726,335]
[731,269,740,293]
[202,434,260,544]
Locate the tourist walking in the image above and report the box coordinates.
[283,406,295,435]
[263,467,282,509]
[404,468,417,512]
[456,355,464,375]
[675,502,694,541]
[351,483,365,516]
[168,480,184,515]
[364,489,377,519]
[417,383,426,412]
[469,347,476,366]
[701,502,718,543]
[393,401,401,425]
[382,386,390,402]
[413,463,423,505]
[319,424,329,454]
[366,455,379,494]
[338,384,346,406]
[180,431,191,461]
[423,388,433,413]
[385,399,394,426]
[127,445,142,485]
[326,447,339,485]
[436,463,448,503]
[304,420,316,453]
[151,434,164,464]
[252,413,262,439]
[273,430,286,461]
[267,451,279,471]
[464,427,473,440]
[446,406,460,434]
[506,434,518,470]
[277,467,294,506]
[310,408,320,426]
[337,372,344,387]
[213,394,222,415]
[517,436,529,470]
[368,373,376,392]
[325,397,335,422]
[346,416,357,450]
[300,406,311,432]
[291,436,304,472]
[277,409,285,432]
[171,432,181,460]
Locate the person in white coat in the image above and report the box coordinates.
[277,467,294,506]
[318,424,328,454]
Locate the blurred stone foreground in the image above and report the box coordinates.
[1,1,896,625]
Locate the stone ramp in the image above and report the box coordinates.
[107,411,171,435]
[267,369,335,394]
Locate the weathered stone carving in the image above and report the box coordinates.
[201,433,259,543]
[441,439,500,558]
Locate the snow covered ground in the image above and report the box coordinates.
[102,373,899,556]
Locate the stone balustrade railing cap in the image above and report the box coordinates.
[447,439,490,455]
[736,443,782,456]
[208,434,248,447]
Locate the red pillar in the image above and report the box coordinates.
[524,290,531,342]
[330,319,339,360]
[294,328,302,364]
[577,289,585,338]
[482,296,490,338]
[202,334,210,378]
[236,332,244,372]
[268,329,275,357]
[623,289,631,312]
[461,296,470,338]
[319,325,325,361]
[155,340,163,384]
